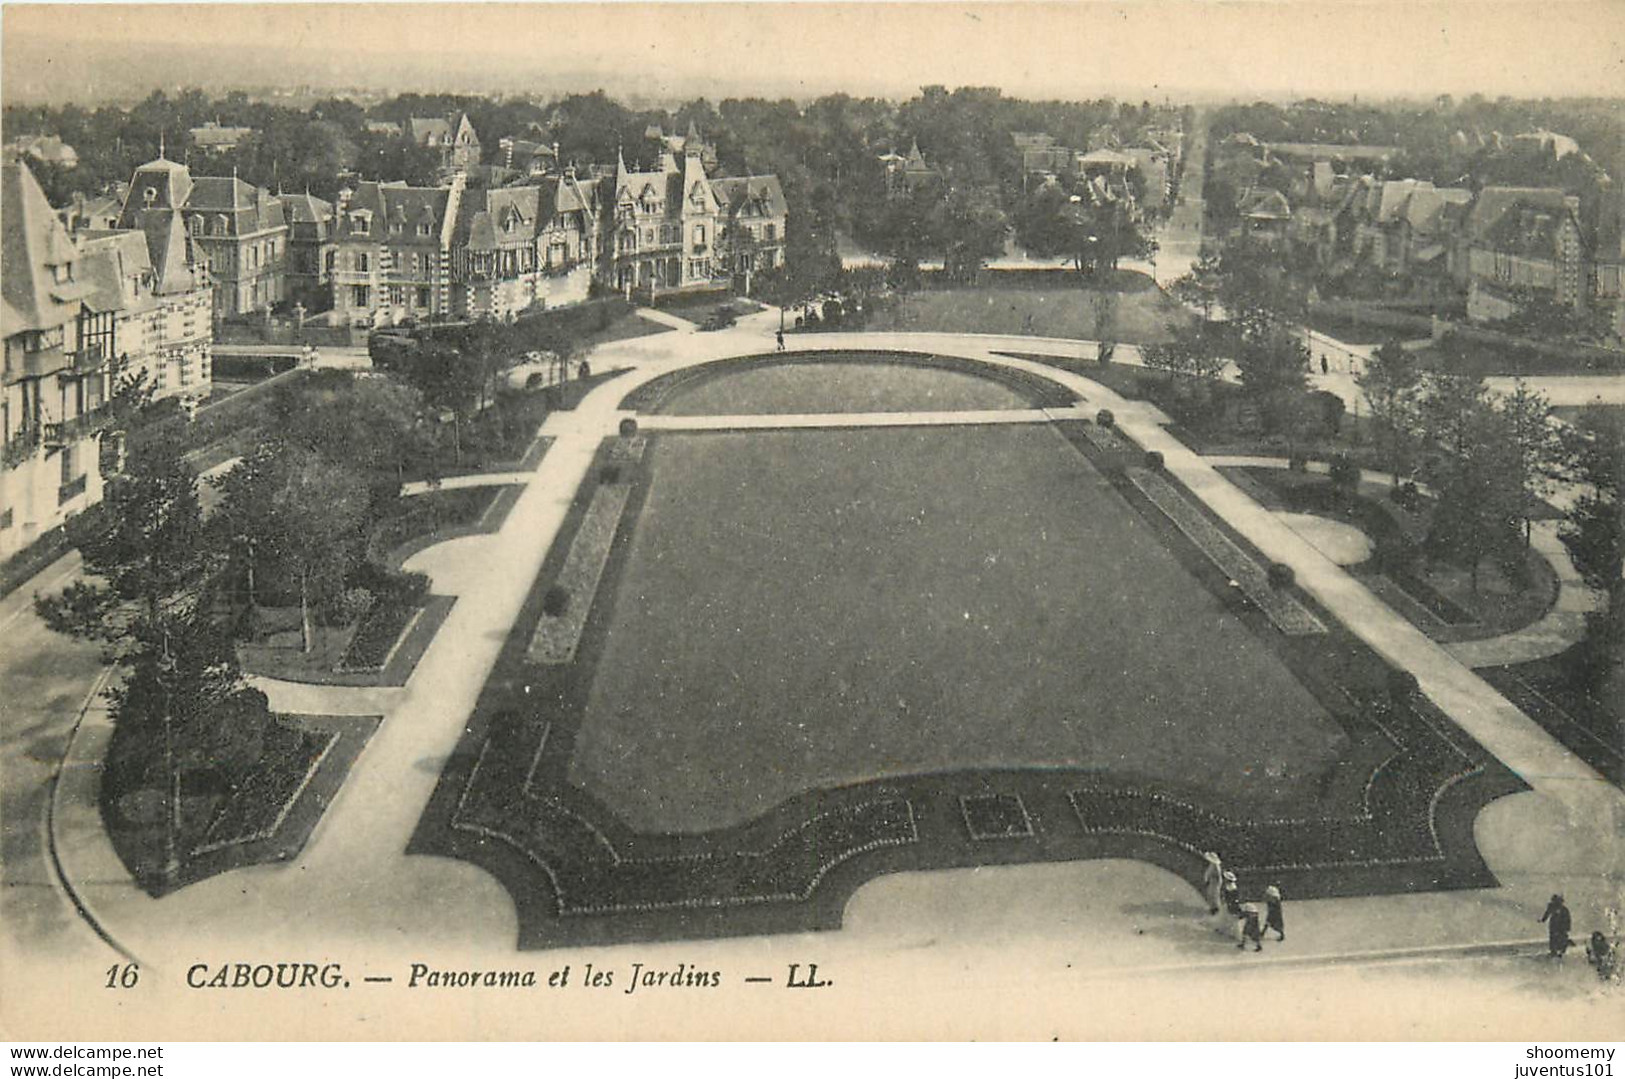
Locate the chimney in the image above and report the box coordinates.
[337,186,353,212]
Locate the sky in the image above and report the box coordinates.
[3,1,1623,104]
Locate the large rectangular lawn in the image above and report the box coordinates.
[569,425,1345,834]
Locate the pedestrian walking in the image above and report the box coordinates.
[1264,884,1285,941]
[1585,932,1617,982]
[1200,851,1224,915]
[775,328,786,352]
[1541,894,1573,958]
[1238,903,1264,951]
[1222,872,1244,940]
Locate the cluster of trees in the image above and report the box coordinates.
[30,318,579,877]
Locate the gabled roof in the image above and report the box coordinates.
[409,117,453,145]
[364,120,403,137]
[711,175,787,221]
[456,183,557,251]
[1242,187,1292,220]
[2,160,90,339]
[339,181,452,245]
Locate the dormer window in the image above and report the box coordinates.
[417,221,432,237]
[350,212,370,234]
[142,187,157,208]
[189,216,203,237]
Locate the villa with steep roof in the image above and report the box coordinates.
[3,161,107,560]
[601,145,723,298]
[116,155,288,320]
[410,112,481,174]
[1460,186,1586,321]
[330,175,464,327]
[451,171,599,320]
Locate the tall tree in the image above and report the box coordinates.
[1357,340,1424,484]
[214,443,370,652]
[36,430,268,881]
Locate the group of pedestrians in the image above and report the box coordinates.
[1201,851,1283,953]
[1196,862,1618,980]
[1541,895,1620,983]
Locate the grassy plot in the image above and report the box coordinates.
[570,425,1345,834]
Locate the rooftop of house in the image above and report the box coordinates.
[1241,187,1292,221]
[2,159,91,338]
[1466,186,1576,242]
[711,175,788,221]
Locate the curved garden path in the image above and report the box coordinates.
[1203,454,1600,668]
[44,310,1622,992]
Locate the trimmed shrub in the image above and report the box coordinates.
[1387,668,1420,704]
[325,586,375,627]
[618,417,638,438]
[1096,409,1115,428]
[1267,562,1295,589]
[1143,450,1165,471]
[1328,454,1360,494]
[542,585,570,617]
[600,464,622,485]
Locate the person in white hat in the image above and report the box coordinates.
[1239,902,1264,951]
[1201,852,1224,915]
[1221,872,1243,940]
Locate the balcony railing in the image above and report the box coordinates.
[2,425,44,469]
[44,408,113,448]
[58,473,87,505]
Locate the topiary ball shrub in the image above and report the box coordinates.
[1096,408,1115,428]
[1387,668,1420,704]
[1267,562,1295,589]
[600,464,622,485]
[542,585,570,617]
[618,417,638,438]
[1328,453,1360,493]
[1143,450,1164,471]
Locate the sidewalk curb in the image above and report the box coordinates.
[1088,938,1551,980]
[46,664,140,965]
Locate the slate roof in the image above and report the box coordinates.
[711,175,788,221]
[409,117,453,146]
[2,160,90,339]
[1466,186,1575,242]
[77,230,155,315]
[337,182,452,246]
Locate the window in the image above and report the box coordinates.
[418,222,432,237]
[350,285,370,307]
[417,286,431,308]
[190,216,203,237]
[143,187,157,208]
[350,213,370,235]
[765,224,777,242]
[355,253,370,272]
[693,224,706,245]
[324,250,337,273]
[389,285,404,306]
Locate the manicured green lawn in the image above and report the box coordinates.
[861,284,1190,344]
[659,359,1032,415]
[569,425,1344,833]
